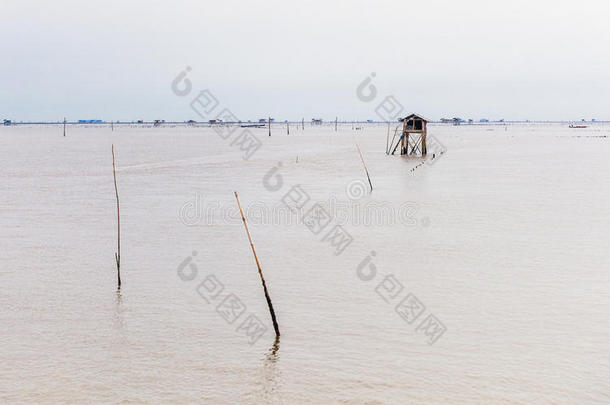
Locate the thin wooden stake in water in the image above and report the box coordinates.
[63,118,66,137]
[355,140,373,192]
[385,122,390,154]
[302,118,304,130]
[287,121,290,135]
[268,116,271,137]
[335,117,338,131]
[234,191,280,337]
[112,145,121,290]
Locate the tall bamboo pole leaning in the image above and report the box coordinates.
[234,192,280,337]
[112,145,121,290]
[354,139,373,192]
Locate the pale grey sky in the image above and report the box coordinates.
[1,0,609,121]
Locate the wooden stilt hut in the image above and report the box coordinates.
[389,114,430,156]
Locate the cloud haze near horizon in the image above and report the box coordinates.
[1,0,609,122]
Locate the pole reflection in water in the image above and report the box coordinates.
[260,336,282,404]
[113,290,127,346]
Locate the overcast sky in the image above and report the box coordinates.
[1,0,609,121]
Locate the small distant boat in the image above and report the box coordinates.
[240,123,266,128]
[569,124,588,128]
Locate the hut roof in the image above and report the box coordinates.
[400,113,431,122]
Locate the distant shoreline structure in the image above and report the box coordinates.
[2,119,608,126]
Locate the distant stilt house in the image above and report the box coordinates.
[311,118,323,125]
[391,114,429,156]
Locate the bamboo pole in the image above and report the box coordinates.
[268,116,271,137]
[354,139,373,192]
[335,117,338,131]
[302,118,304,130]
[391,134,403,155]
[112,145,121,289]
[234,192,280,337]
[63,118,66,137]
[385,122,390,154]
[421,123,427,155]
[401,119,408,155]
[287,121,290,135]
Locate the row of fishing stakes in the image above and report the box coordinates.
[410,161,425,173]
[267,117,375,135]
[268,118,308,136]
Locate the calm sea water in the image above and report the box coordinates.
[1,123,609,404]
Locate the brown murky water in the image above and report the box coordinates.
[1,123,609,403]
